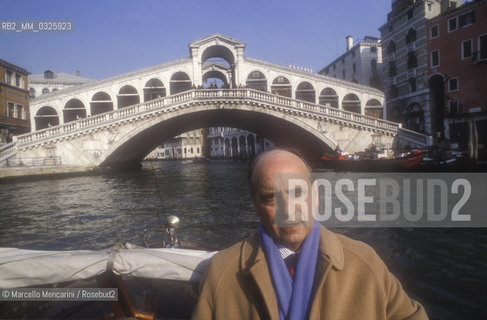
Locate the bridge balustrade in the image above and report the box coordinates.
[0,142,17,161]
[7,156,61,167]
[16,89,404,150]
[398,127,433,145]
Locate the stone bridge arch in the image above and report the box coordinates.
[201,45,235,66]
[99,104,337,168]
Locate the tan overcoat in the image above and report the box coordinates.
[193,226,428,319]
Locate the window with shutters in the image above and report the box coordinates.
[460,11,475,28]
[462,39,472,59]
[431,50,440,67]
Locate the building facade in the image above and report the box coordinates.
[427,0,487,158]
[319,36,382,88]
[150,127,274,160]
[0,59,30,144]
[379,0,462,135]
[29,70,93,99]
[151,129,206,159]
[207,127,274,159]
[318,36,383,118]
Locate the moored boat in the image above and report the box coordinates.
[320,150,424,172]
[0,216,216,319]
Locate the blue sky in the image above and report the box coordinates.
[2,0,392,79]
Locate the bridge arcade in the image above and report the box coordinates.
[30,34,386,131]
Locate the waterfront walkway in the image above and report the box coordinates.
[0,165,100,179]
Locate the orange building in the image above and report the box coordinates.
[0,59,30,144]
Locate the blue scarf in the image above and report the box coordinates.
[258,222,320,320]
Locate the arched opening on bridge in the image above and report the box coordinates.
[170,72,192,95]
[144,78,166,102]
[202,70,228,88]
[91,92,114,116]
[203,57,231,68]
[296,82,315,103]
[319,88,339,108]
[201,46,235,87]
[118,85,140,109]
[246,71,267,92]
[35,106,59,130]
[271,76,292,97]
[429,74,445,137]
[405,102,425,133]
[365,99,383,118]
[202,46,235,65]
[247,134,255,156]
[342,94,361,114]
[63,99,86,123]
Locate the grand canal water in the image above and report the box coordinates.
[0,160,486,319]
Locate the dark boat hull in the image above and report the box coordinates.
[320,153,424,172]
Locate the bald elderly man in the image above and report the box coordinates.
[193,149,428,320]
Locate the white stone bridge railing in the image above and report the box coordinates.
[0,141,17,164]
[397,127,433,147]
[14,89,426,152]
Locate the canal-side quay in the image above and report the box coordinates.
[2,154,486,180]
[0,165,102,180]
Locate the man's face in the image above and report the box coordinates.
[251,150,314,251]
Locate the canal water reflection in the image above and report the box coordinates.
[0,160,486,319]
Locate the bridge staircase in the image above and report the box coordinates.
[396,127,433,149]
[0,142,17,167]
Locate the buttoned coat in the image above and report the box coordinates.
[193,226,428,320]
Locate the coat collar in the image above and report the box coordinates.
[317,225,344,271]
[239,233,279,319]
[238,225,345,318]
[240,225,345,272]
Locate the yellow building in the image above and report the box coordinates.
[0,59,30,144]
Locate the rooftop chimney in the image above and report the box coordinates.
[346,36,354,51]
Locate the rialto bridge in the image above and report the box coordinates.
[0,34,431,168]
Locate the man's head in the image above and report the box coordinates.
[249,149,315,251]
